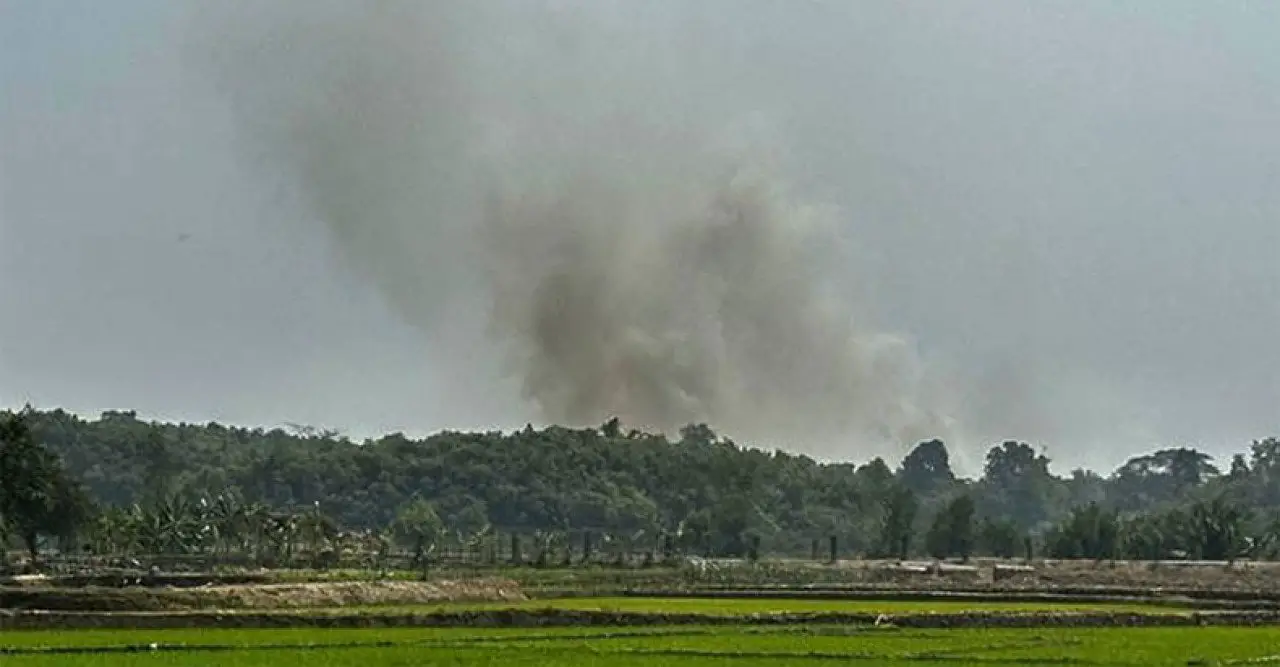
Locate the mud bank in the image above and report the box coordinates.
[0,579,525,612]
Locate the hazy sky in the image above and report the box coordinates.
[3,1,1279,475]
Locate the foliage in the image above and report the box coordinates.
[5,623,1280,667]
[5,407,1280,561]
[897,439,955,497]
[1183,494,1250,561]
[1046,502,1120,560]
[0,509,10,557]
[978,517,1020,558]
[1113,448,1219,511]
[392,495,446,570]
[0,409,91,559]
[876,484,918,559]
[925,494,975,560]
[980,441,1056,531]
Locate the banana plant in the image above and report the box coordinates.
[131,494,200,555]
[203,490,247,561]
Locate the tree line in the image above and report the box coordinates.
[3,407,1280,567]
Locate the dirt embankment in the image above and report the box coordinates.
[820,559,1280,593]
[0,573,275,589]
[0,579,525,612]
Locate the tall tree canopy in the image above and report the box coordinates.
[5,408,1280,561]
[0,410,90,559]
[898,439,955,497]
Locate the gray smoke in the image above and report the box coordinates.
[192,1,958,452]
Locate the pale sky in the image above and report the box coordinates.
[3,1,1279,475]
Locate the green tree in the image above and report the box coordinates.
[0,510,11,566]
[925,494,975,560]
[981,441,1055,531]
[707,494,754,557]
[140,431,177,504]
[600,417,622,439]
[898,439,955,497]
[1184,495,1250,561]
[1121,513,1167,560]
[877,484,918,559]
[1046,502,1119,560]
[18,405,1280,563]
[1251,512,1280,559]
[1113,448,1218,511]
[1228,454,1250,481]
[0,410,92,561]
[677,509,712,556]
[393,495,445,576]
[1249,438,1280,506]
[978,517,1020,558]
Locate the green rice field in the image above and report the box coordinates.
[3,624,1279,666]
[2,593,1272,665]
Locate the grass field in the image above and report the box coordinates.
[2,585,1271,665]
[4,624,1279,666]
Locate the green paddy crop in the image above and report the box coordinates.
[4,624,1279,666]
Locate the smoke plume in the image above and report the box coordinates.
[193,1,957,452]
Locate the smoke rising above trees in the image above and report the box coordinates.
[196,1,957,453]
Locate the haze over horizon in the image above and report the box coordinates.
[3,1,1279,476]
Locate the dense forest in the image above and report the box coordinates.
[3,407,1280,564]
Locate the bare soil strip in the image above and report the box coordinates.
[0,572,274,589]
[0,579,525,612]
